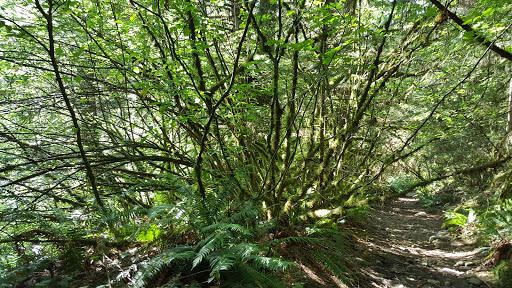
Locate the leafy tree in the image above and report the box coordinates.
[0,0,512,286]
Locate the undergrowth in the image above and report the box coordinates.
[129,182,356,288]
[495,260,512,288]
[443,194,512,285]
[130,189,299,288]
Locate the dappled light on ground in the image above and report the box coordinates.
[355,197,494,288]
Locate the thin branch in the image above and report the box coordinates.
[402,157,512,195]
[195,0,258,199]
[34,0,105,210]
[428,0,512,62]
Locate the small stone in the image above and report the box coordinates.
[429,231,451,242]
[464,261,476,267]
[427,279,440,285]
[468,277,482,285]
[455,261,465,267]
[415,211,428,217]
[406,192,416,197]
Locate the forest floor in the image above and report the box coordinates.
[351,195,495,288]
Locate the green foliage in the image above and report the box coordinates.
[443,212,469,228]
[495,260,512,288]
[59,245,87,274]
[270,236,322,246]
[493,170,512,200]
[136,225,161,242]
[302,228,352,284]
[418,192,458,208]
[131,246,196,288]
[387,174,418,194]
[480,200,512,242]
[132,198,296,287]
[343,206,372,223]
[312,250,350,282]
[314,217,339,230]
[222,263,288,288]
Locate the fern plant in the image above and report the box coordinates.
[131,197,296,287]
[221,262,290,288]
[480,199,512,242]
[495,260,512,288]
[131,246,196,288]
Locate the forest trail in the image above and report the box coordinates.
[355,196,494,288]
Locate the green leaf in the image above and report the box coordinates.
[183,27,191,36]
[462,31,476,40]
[288,39,314,52]
[246,255,296,271]
[246,59,265,66]
[137,225,161,241]
[142,87,150,96]
[462,18,473,25]
[201,222,252,235]
[481,8,494,17]
[425,7,437,17]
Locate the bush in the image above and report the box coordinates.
[386,174,418,194]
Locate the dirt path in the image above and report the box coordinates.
[356,196,494,288]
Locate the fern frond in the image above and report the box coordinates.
[305,227,346,237]
[234,263,288,288]
[224,205,259,224]
[233,243,262,258]
[208,250,238,274]
[191,196,224,226]
[148,204,184,220]
[269,236,321,246]
[313,250,349,282]
[131,246,194,288]
[201,223,252,236]
[193,231,228,269]
[102,207,147,225]
[246,255,296,271]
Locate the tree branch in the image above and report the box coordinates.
[35,0,105,210]
[195,0,258,199]
[402,157,512,195]
[428,0,512,62]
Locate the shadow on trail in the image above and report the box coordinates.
[356,197,494,288]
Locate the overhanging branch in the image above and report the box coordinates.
[428,0,512,62]
[402,157,512,194]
